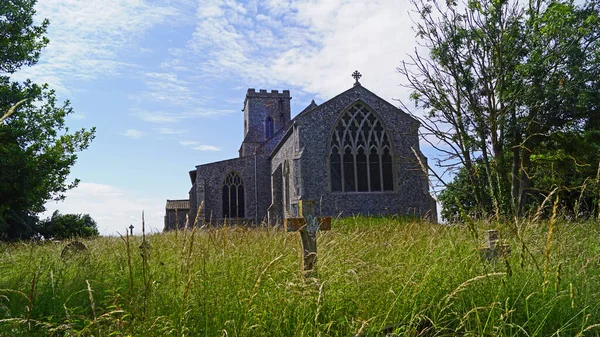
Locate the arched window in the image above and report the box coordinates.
[265,116,274,139]
[222,172,245,218]
[329,102,394,192]
[283,161,290,212]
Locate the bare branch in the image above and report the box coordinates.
[0,99,29,126]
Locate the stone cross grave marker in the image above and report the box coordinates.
[479,229,511,260]
[129,225,134,236]
[284,199,331,277]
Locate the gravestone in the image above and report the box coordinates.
[284,199,331,276]
[479,230,511,260]
[61,240,88,260]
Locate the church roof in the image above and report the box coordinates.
[269,83,417,159]
[295,83,415,123]
[166,199,190,210]
[298,99,318,115]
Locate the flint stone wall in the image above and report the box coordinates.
[270,85,437,221]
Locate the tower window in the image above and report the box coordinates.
[329,102,394,192]
[265,116,274,139]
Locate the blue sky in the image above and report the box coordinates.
[14,0,437,235]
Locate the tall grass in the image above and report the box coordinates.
[1,216,599,336]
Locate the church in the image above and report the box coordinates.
[164,72,437,230]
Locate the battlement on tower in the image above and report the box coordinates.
[246,88,291,98]
[241,88,292,156]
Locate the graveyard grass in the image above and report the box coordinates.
[1,216,600,336]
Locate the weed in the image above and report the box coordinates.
[0,216,599,336]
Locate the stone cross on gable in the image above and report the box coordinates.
[352,70,362,86]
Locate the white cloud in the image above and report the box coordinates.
[192,145,221,151]
[179,140,198,146]
[43,183,166,235]
[132,107,234,123]
[164,0,417,104]
[155,127,187,135]
[179,140,220,151]
[13,0,179,93]
[123,129,143,139]
[140,72,197,107]
[128,1,419,127]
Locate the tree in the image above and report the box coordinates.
[400,0,600,220]
[0,0,49,74]
[509,0,600,214]
[38,211,99,239]
[438,159,493,222]
[0,0,96,240]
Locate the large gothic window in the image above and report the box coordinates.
[265,116,274,139]
[222,172,245,218]
[329,102,394,192]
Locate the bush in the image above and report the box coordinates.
[38,210,98,239]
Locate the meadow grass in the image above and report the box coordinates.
[1,216,600,336]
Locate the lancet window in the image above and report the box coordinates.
[329,102,394,192]
[265,116,274,139]
[283,161,290,212]
[222,172,245,218]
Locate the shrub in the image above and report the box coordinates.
[38,210,99,239]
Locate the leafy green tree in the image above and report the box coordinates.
[38,210,99,239]
[0,0,49,73]
[0,0,96,240]
[401,0,600,220]
[438,160,493,222]
[509,0,600,214]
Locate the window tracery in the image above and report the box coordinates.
[329,102,394,192]
[222,172,245,218]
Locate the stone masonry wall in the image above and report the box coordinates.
[241,89,291,157]
[270,129,302,221]
[271,84,437,221]
[179,84,437,230]
[164,209,188,230]
[189,118,291,226]
[191,156,256,224]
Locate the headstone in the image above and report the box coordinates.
[284,199,331,277]
[486,230,498,248]
[61,240,88,260]
[479,230,510,260]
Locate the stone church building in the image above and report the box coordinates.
[164,73,436,230]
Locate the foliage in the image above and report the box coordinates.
[37,210,99,239]
[400,0,600,220]
[527,129,600,217]
[0,0,96,240]
[0,217,599,336]
[0,80,95,240]
[438,160,493,222]
[441,130,600,221]
[0,0,49,73]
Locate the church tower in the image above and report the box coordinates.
[240,89,291,157]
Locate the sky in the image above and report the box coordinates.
[13,0,437,235]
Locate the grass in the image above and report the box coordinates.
[1,216,600,336]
